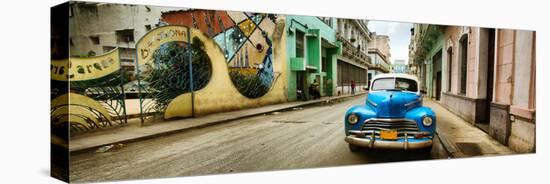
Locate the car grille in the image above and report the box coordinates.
[360,118,419,138]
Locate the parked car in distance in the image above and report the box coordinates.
[344,73,436,152]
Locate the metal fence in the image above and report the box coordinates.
[50,49,128,134]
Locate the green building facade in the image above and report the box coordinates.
[412,25,445,100]
[285,16,342,101]
[425,30,445,100]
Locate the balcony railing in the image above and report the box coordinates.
[337,34,372,67]
[371,63,390,73]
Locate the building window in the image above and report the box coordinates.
[295,30,305,58]
[447,47,453,92]
[459,35,468,95]
[116,29,135,44]
[145,25,152,31]
[89,36,100,45]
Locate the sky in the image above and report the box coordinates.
[367,21,413,64]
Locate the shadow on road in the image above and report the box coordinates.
[351,148,433,163]
[346,134,450,164]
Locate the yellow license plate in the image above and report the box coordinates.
[380,130,398,140]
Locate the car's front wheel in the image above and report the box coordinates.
[348,144,361,152]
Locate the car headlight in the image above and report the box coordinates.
[422,115,433,126]
[348,113,359,125]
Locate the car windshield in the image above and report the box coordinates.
[371,78,418,92]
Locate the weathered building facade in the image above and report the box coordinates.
[335,19,371,94]
[409,25,445,100]
[368,32,391,85]
[69,2,181,77]
[490,29,536,153]
[410,24,536,153]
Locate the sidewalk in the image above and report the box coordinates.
[69,92,368,152]
[425,99,515,158]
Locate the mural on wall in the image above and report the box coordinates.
[162,10,279,98]
[135,26,212,122]
[50,48,128,134]
[141,40,211,119]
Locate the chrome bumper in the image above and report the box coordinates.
[345,135,433,150]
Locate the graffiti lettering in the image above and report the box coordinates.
[93,63,103,71]
[77,65,85,74]
[51,64,68,79]
[138,27,189,63]
[51,50,120,81]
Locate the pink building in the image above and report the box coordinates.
[409,23,537,153]
[490,29,536,153]
[441,27,489,127]
[440,26,535,153]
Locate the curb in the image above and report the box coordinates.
[435,129,459,158]
[70,92,368,153]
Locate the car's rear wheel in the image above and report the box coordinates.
[348,144,360,152]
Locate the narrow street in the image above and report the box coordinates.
[70,95,448,182]
[45,3,537,184]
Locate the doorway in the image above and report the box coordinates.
[485,29,496,123]
[296,71,307,100]
[433,50,443,101]
[476,28,495,132]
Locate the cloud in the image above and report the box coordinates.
[386,22,400,36]
[368,21,412,64]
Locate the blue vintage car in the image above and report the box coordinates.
[344,73,436,152]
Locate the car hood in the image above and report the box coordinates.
[366,91,421,118]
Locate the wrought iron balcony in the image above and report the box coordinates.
[337,34,372,67]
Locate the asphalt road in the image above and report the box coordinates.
[70,95,449,182]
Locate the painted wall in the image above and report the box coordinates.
[187,28,289,116]
[439,26,536,153]
[510,31,536,112]
[424,32,444,98]
[440,26,488,124]
[443,26,483,98]
[494,29,515,105]
[492,29,536,153]
[161,10,281,98]
[134,10,290,118]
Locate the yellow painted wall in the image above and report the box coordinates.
[164,26,289,118]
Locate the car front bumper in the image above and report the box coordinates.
[345,135,433,150]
